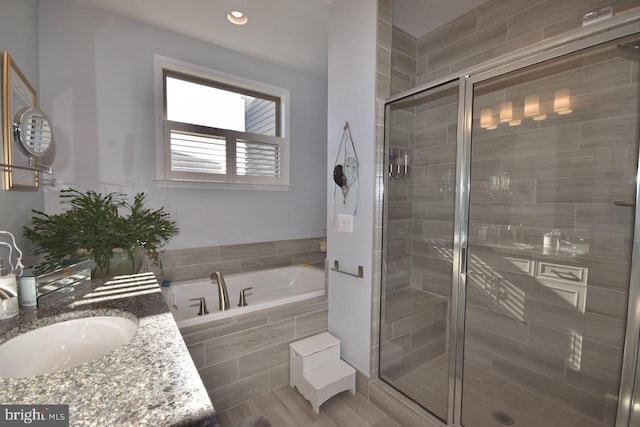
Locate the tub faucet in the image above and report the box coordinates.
[211,271,230,311]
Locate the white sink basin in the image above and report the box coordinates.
[0,315,138,378]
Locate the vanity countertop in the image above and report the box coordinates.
[0,272,216,426]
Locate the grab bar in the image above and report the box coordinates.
[331,260,363,279]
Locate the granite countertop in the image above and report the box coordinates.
[0,272,216,426]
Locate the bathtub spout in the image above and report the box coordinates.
[211,271,230,311]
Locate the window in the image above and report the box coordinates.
[154,56,290,189]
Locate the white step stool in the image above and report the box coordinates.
[289,332,356,413]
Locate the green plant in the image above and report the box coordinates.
[24,189,179,275]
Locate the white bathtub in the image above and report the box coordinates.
[162,265,325,328]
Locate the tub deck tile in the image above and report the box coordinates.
[204,319,296,365]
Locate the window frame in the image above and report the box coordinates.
[154,55,291,190]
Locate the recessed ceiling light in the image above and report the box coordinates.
[227,10,248,25]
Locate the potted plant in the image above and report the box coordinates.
[24,188,179,277]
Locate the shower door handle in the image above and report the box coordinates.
[460,246,469,274]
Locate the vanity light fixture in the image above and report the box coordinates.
[554,88,572,114]
[499,101,513,123]
[227,10,248,25]
[480,108,497,130]
[524,94,547,121]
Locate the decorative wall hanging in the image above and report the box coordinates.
[332,121,359,217]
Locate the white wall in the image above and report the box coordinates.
[37,0,327,250]
[0,0,42,266]
[327,0,377,373]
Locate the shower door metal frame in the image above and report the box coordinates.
[382,10,640,427]
[380,76,465,427]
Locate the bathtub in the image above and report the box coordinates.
[162,265,325,328]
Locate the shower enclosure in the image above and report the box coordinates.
[380,16,640,427]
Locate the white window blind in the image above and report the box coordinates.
[170,131,227,175]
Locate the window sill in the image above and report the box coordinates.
[154,178,291,191]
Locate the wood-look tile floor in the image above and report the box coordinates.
[217,385,399,427]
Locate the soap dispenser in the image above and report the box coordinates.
[0,258,19,319]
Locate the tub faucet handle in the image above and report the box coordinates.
[189,297,209,316]
[238,287,253,307]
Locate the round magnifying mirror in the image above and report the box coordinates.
[12,107,54,157]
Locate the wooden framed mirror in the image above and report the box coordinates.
[2,51,39,190]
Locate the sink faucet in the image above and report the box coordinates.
[211,271,230,311]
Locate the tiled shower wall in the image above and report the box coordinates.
[370,0,640,423]
[153,237,325,283]
[370,0,393,388]
[415,0,640,86]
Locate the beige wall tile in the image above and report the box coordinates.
[477,0,539,31]
[450,28,544,73]
[295,308,328,337]
[163,245,220,267]
[587,286,628,320]
[466,304,529,344]
[584,312,625,348]
[392,27,416,58]
[391,303,447,338]
[587,258,631,292]
[220,241,276,260]
[536,176,635,204]
[266,297,328,324]
[391,71,412,95]
[275,238,320,254]
[204,319,295,365]
[174,260,241,282]
[580,114,639,149]
[181,316,267,346]
[378,0,392,25]
[378,18,392,51]
[268,363,290,390]
[200,359,238,390]
[410,318,447,349]
[417,10,477,57]
[380,333,411,365]
[415,65,451,87]
[507,0,607,40]
[529,323,574,359]
[427,21,508,72]
[240,254,293,272]
[378,45,392,75]
[187,342,205,367]
[239,342,290,379]
[581,337,624,374]
[392,51,416,78]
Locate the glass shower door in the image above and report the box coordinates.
[380,80,460,423]
[461,35,640,427]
